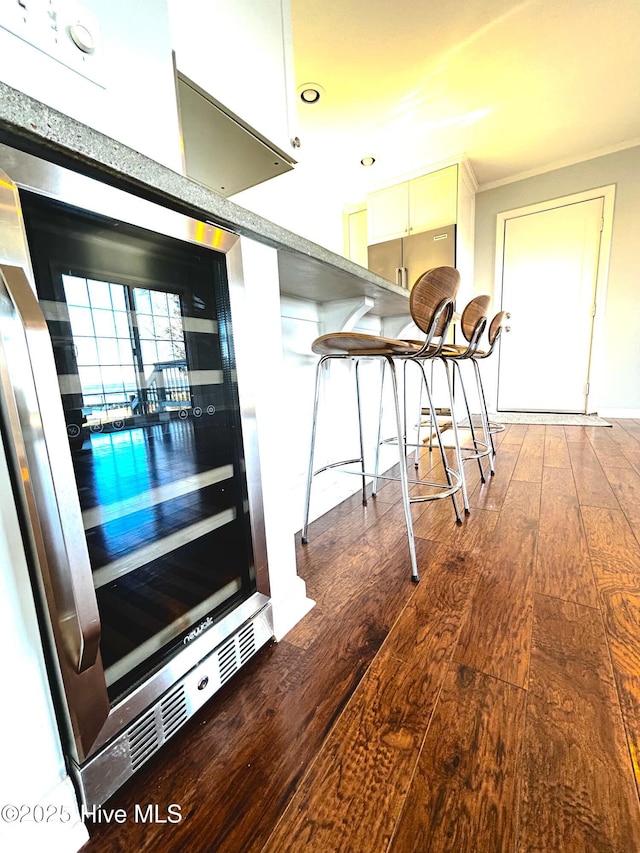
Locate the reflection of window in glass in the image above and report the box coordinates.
[133,288,186,370]
[62,275,189,425]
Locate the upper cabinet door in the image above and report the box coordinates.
[367,182,409,244]
[169,0,298,160]
[408,165,458,234]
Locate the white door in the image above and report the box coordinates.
[497,196,604,412]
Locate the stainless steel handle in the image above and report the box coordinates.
[396,267,408,289]
[0,263,101,673]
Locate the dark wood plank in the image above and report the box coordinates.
[453,479,540,687]
[623,449,640,478]
[581,504,640,796]
[498,422,528,448]
[535,466,598,606]
[543,425,571,468]
[259,540,481,853]
[586,426,633,469]
[599,591,640,800]
[469,445,520,512]
[608,419,640,450]
[581,505,640,588]
[389,664,526,853]
[567,431,620,509]
[612,418,640,436]
[293,501,433,649]
[517,593,640,852]
[413,500,499,551]
[602,465,640,540]
[512,424,545,483]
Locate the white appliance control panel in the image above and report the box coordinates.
[0,0,104,86]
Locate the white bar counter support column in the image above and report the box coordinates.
[228,237,314,640]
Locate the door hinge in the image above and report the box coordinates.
[600,217,604,232]
[592,303,597,317]
[585,382,590,396]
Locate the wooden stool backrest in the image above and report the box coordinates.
[487,311,507,351]
[409,266,460,337]
[459,294,490,344]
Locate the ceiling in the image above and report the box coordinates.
[290,0,640,199]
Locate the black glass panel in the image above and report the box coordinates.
[20,192,256,702]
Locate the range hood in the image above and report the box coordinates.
[176,72,296,197]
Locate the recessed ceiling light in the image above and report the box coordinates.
[298,83,325,104]
[360,156,376,167]
[300,87,320,103]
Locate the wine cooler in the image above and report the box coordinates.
[0,142,273,807]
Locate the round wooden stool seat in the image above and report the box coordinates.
[311,332,423,356]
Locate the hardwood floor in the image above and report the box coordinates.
[82,419,640,852]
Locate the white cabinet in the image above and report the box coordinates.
[0,0,183,171]
[367,165,458,245]
[409,167,458,235]
[168,0,298,160]
[367,183,412,242]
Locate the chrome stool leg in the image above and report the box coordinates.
[414,359,463,525]
[452,359,488,483]
[470,358,495,475]
[301,355,326,544]
[302,354,368,543]
[440,356,470,514]
[472,357,498,463]
[386,356,419,582]
[354,358,368,506]
[372,359,387,497]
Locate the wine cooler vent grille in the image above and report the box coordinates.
[218,622,256,685]
[128,684,187,769]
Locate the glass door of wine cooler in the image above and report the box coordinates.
[18,189,260,706]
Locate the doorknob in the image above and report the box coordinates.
[505,326,511,332]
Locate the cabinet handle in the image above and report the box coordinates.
[396,268,409,288]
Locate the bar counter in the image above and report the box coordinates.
[0,81,410,320]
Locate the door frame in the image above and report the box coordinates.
[494,185,615,414]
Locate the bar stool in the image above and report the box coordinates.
[470,310,508,457]
[440,294,493,478]
[301,266,463,583]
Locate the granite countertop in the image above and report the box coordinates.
[0,82,410,318]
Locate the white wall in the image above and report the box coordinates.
[232,163,348,255]
[0,438,88,853]
[474,145,640,416]
[0,0,182,171]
